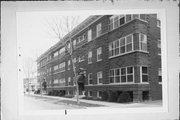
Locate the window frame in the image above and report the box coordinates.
[97,91,102,98]
[139,33,148,52]
[96,23,102,37]
[109,66,134,84]
[158,68,162,84]
[97,71,103,84]
[97,47,102,62]
[88,73,93,85]
[88,51,92,64]
[140,66,149,83]
[109,34,134,58]
[87,29,92,42]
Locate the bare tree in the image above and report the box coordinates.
[23,57,34,95]
[46,16,82,103]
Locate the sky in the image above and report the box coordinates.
[17,12,89,77]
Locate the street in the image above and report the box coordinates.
[23,95,85,111]
[24,94,162,111]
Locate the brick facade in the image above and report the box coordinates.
[37,14,162,102]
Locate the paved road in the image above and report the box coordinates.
[23,95,84,111]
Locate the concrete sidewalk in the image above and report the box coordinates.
[27,94,162,108]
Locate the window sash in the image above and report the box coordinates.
[97,72,102,84]
[109,67,134,84]
[88,51,92,63]
[96,23,102,37]
[139,33,147,51]
[158,68,162,83]
[88,73,93,84]
[97,47,102,61]
[88,29,92,42]
[141,66,148,83]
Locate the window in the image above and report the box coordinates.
[78,55,85,62]
[97,91,102,98]
[109,42,115,57]
[59,62,65,72]
[140,14,146,21]
[88,73,93,85]
[77,35,84,43]
[158,68,162,84]
[53,79,59,84]
[109,69,115,83]
[157,19,161,27]
[127,67,133,82]
[126,14,132,23]
[68,77,71,86]
[133,14,140,19]
[126,35,133,52]
[88,51,92,64]
[59,78,65,86]
[88,29,92,42]
[121,68,126,83]
[88,91,93,97]
[68,60,71,70]
[73,40,76,46]
[157,39,161,55]
[141,66,148,83]
[157,39,161,48]
[139,33,147,51]
[119,15,125,26]
[96,23,101,37]
[59,47,65,55]
[109,34,133,57]
[114,16,119,29]
[109,67,134,84]
[109,16,114,31]
[53,65,58,71]
[97,71,102,84]
[53,51,58,57]
[97,47,102,61]
[115,68,120,83]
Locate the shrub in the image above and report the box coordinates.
[101,91,109,101]
[117,91,131,103]
[107,91,118,102]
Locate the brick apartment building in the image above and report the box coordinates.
[37,14,162,102]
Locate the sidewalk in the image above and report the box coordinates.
[27,94,162,108]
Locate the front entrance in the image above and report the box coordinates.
[78,82,84,95]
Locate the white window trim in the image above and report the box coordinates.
[139,33,148,52]
[97,47,102,62]
[88,73,93,85]
[109,14,148,32]
[157,19,161,28]
[96,23,102,38]
[88,51,92,64]
[109,66,134,84]
[158,68,162,84]
[68,77,71,86]
[97,71,103,84]
[140,66,149,84]
[88,91,93,97]
[97,91,102,98]
[88,29,92,42]
[109,33,134,58]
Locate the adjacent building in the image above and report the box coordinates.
[37,14,162,102]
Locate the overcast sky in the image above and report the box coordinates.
[17,12,89,76]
